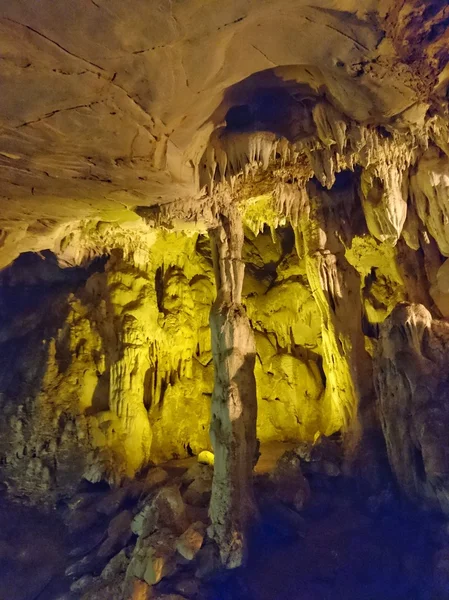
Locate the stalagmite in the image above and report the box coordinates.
[208,205,258,568]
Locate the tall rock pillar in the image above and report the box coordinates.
[297,182,372,445]
[208,206,258,568]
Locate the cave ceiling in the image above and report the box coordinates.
[0,0,448,266]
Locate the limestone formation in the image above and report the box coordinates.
[375,303,449,513]
[1,1,449,595]
[208,207,258,568]
[0,225,339,501]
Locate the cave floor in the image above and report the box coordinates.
[206,474,438,600]
[0,493,69,600]
[0,442,441,600]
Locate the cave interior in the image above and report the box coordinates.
[1,1,449,599]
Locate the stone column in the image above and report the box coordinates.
[208,206,258,568]
[298,182,372,445]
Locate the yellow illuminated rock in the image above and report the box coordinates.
[0,224,331,498]
[198,451,215,466]
[0,1,448,506]
[345,236,406,324]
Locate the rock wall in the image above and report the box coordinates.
[375,303,449,513]
[0,224,343,501]
[0,231,216,500]
[3,149,449,506]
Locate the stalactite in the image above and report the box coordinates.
[410,147,449,256]
[208,205,258,568]
[360,163,408,245]
[199,128,282,193]
[312,101,348,154]
[196,99,430,245]
[274,183,310,227]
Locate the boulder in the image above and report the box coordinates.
[67,491,105,512]
[97,510,133,560]
[195,543,220,579]
[269,450,310,511]
[294,436,342,477]
[70,574,97,594]
[65,552,105,579]
[176,521,206,560]
[183,478,211,507]
[123,579,152,600]
[127,530,177,585]
[101,548,130,581]
[69,527,107,559]
[66,507,100,534]
[185,504,210,527]
[108,509,133,538]
[132,485,188,538]
[197,450,214,466]
[95,487,129,517]
[81,578,126,600]
[181,463,213,487]
[141,467,169,495]
[306,460,341,477]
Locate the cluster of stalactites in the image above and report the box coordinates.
[199,128,300,194]
[306,108,427,189]
[199,100,430,195]
[197,99,449,249]
[144,100,449,267]
[274,182,310,228]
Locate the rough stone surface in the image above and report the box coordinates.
[132,485,188,538]
[173,577,201,598]
[208,208,258,568]
[183,478,212,508]
[97,510,133,560]
[182,463,213,487]
[175,521,206,561]
[1,2,449,590]
[141,468,169,495]
[70,574,96,594]
[101,548,130,581]
[195,543,221,580]
[0,0,435,267]
[0,227,334,501]
[269,450,311,512]
[375,303,449,513]
[95,487,129,517]
[81,578,126,600]
[126,530,177,586]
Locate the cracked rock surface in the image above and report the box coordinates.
[0,0,446,266]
